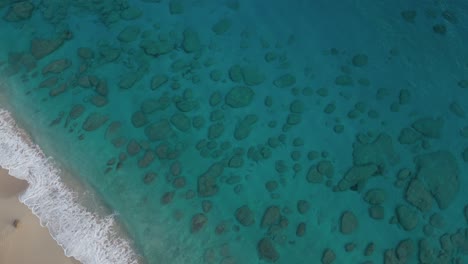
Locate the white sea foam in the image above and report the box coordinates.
[0,109,139,264]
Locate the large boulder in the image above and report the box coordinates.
[82,112,108,131]
[182,29,201,53]
[144,119,175,141]
[413,151,459,209]
[235,205,255,226]
[197,162,224,197]
[257,238,279,262]
[3,1,34,22]
[225,86,254,108]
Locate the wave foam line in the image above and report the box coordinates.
[0,109,139,264]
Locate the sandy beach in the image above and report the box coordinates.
[0,168,80,264]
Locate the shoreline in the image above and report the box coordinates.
[0,108,141,264]
[0,168,81,264]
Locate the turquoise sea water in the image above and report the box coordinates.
[0,0,467,263]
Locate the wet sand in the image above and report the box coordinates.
[0,168,80,264]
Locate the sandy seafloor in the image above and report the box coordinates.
[0,0,467,263]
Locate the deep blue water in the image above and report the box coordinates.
[0,0,467,263]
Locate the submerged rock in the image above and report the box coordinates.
[257,238,279,262]
[336,164,379,191]
[117,25,140,43]
[396,205,418,231]
[413,151,459,209]
[39,76,59,88]
[225,86,254,108]
[138,150,155,168]
[352,53,368,67]
[144,119,175,141]
[212,18,231,35]
[182,28,201,53]
[127,140,141,156]
[82,112,108,131]
[411,117,444,138]
[191,213,208,233]
[234,114,257,140]
[42,59,71,75]
[151,74,168,90]
[170,113,191,132]
[3,1,34,22]
[31,37,65,60]
[352,133,399,168]
[340,211,358,234]
[260,206,280,228]
[143,172,157,184]
[197,162,224,197]
[131,111,148,128]
[273,73,296,88]
[105,121,121,140]
[69,104,85,120]
[235,205,255,226]
[90,95,108,107]
[405,178,433,212]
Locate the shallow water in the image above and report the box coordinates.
[0,0,467,263]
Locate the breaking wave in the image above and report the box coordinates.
[0,108,139,264]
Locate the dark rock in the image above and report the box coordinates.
[202,200,212,213]
[257,238,279,262]
[433,24,447,35]
[42,59,71,75]
[405,178,433,212]
[208,122,224,139]
[3,1,34,22]
[321,249,336,264]
[261,206,280,228]
[151,74,168,90]
[297,200,309,214]
[170,113,191,132]
[49,83,67,97]
[296,222,306,237]
[90,95,108,107]
[191,213,208,233]
[39,76,59,88]
[340,211,358,234]
[138,150,155,168]
[161,191,174,204]
[144,119,175,141]
[352,54,368,67]
[235,205,255,226]
[306,166,323,183]
[82,112,108,131]
[77,47,94,59]
[172,177,186,188]
[182,29,201,53]
[131,111,148,128]
[411,117,444,138]
[105,121,121,140]
[273,74,296,88]
[175,99,199,112]
[396,205,418,231]
[31,37,65,60]
[414,151,459,209]
[95,79,108,96]
[127,139,141,156]
[197,162,224,197]
[69,104,85,120]
[401,10,416,23]
[225,86,254,108]
[234,114,257,140]
[143,172,157,184]
[368,205,384,220]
